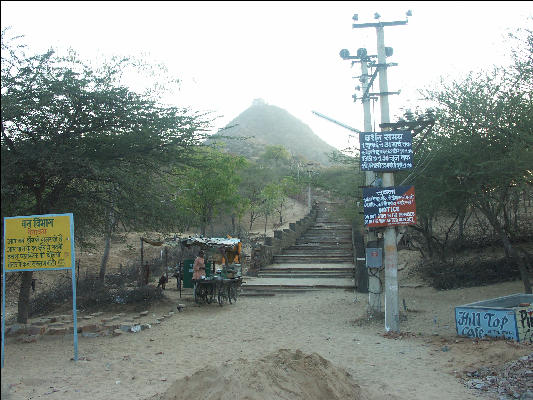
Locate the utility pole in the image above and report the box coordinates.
[377,24,399,333]
[353,12,409,332]
[306,163,315,210]
[360,55,382,315]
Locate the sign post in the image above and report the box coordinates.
[2,213,77,368]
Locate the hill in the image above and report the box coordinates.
[206,99,338,165]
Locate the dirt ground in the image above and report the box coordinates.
[2,197,532,399]
[1,277,531,400]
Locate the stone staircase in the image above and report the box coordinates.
[242,201,355,295]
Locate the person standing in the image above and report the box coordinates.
[192,250,206,281]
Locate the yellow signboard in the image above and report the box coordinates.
[4,214,73,271]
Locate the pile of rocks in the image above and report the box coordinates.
[463,353,533,399]
[4,305,185,343]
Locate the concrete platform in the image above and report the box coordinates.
[266,263,354,269]
[242,276,355,290]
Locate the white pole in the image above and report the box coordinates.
[362,58,381,315]
[376,25,399,332]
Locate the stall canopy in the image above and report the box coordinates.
[180,236,241,249]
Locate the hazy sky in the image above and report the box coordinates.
[2,1,532,151]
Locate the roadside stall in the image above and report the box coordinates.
[178,236,243,306]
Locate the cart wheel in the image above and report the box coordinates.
[217,286,225,306]
[231,284,238,303]
[206,287,213,304]
[193,282,199,304]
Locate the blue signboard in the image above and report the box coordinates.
[455,307,519,341]
[359,130,413,171]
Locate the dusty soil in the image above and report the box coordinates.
[2,196,532,400]
[2,272,531,400]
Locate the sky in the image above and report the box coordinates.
[1,1,532,152]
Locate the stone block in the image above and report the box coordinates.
[139,311,149,316]
[82,332,99,338]
[32,318,51,326]
[18,335,40,343]
[6,324,27,337]
[47,327,69,335]
[80,324,100,333]
[120,323,134,332]
[49,322,65,328]
[103,322,120,330]
[91,312,104,317]
[28,325,47,335]
[102,316,119,323]
[112,329,123,336]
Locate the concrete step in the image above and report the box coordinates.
[280,249,352,254]
[258,273,354,279]
[242,278,355,291]
[297,238,352,242]
[304,234,351,238]
[288,245,352,250]
[272,257,354,264]
[261,266,354,272]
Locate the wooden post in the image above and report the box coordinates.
[139,238,144,287]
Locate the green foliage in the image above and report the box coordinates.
[173,146,247,235]
[260,145,291,166]
[1,30,213,321]
[404,26,532,278]
[1,32,212,243]
[259,182,282,233]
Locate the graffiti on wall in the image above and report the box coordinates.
[516,306,533,343]
[455,308,518,340]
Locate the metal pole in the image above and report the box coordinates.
[140,238,144,287]
[308,170,312,210]
[361,58,381,315]
[376,24,399,332]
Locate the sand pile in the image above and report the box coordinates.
[150,349,370,400]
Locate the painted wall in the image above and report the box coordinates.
[515,306,533,343]
[455,307,518,341]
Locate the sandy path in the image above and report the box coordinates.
[1,279,530,400]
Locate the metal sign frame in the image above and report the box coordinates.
[2,213,78,368]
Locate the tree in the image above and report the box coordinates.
[238,161,272,231]
[260,145,291,167]
[259,183,281,235]
[174,146,247,236]
[418,31,532,291]
[275,176,302,224]
[1,31,212,321]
